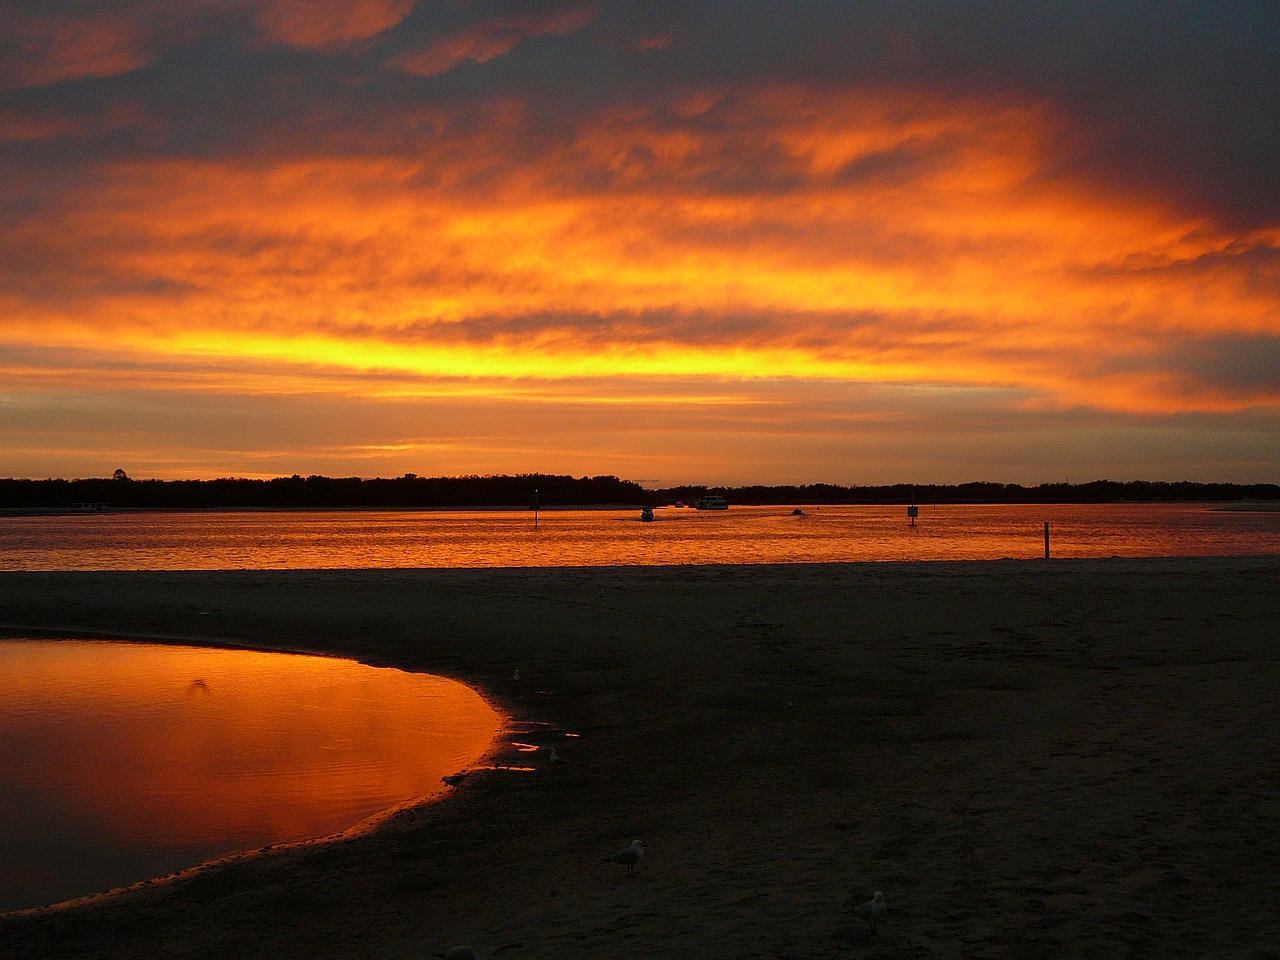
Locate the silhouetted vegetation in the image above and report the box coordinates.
[657,480,1280,506]
[0,475,1275,511]
[0,474,644,511]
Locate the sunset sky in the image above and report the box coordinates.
[2,1,1277,485]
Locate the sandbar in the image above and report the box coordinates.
[1,558,1278,958]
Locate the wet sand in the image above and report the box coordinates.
[1,558,1278,959]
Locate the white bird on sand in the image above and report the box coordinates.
[852,890,887,932]
[436,948,479,960]
[546,746,568,765]
[602,839,646,876]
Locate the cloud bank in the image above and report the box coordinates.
[1,1,1276,482]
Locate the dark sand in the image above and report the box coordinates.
[2,558,1278,959]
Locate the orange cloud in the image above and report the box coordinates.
[0,9,152,89]
[255,0,414,50]
[391,5,598,77]
[1,83,1277,452]
[0,0,415,92]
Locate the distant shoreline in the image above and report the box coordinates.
[0,503,638,517]
[3,498,1279,519]
[2,474,1277,514]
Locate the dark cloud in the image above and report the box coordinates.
[388,1,596,77]
[3,1,1275,227]
[646,2,1280,228]
[1167,335,1280,399]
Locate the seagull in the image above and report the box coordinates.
[512,669,520,682]
[852,890,887,932]
[441,772,471,787]
[602,839,645,876]
[546,746,568,765]
[436,948,479,960]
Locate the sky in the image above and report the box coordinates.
[1,1,1278,486]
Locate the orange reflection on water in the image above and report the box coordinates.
[0,639,500,908]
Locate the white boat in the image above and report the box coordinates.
[692,495,729,510]
[640,506,654,521]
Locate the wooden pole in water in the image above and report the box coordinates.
[1044,521,1050,558]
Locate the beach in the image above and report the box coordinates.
[1,558,1278,959]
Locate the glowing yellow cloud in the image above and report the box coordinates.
[2,84,1277,427]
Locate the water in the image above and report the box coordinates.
[0,639,500,913]
[2,501,1276,910]
[1,503,1278,570]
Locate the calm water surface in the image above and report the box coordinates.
[2,503,1278,569]
[0,639,500,913]
[1,504,1276,911]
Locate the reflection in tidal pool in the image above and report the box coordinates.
[0,639,501,913]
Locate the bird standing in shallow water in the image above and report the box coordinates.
[852,890,887,932]
[602,839,645,876]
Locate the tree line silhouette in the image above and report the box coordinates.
[0,474,640,510]
[1,474,1276,511]
[660,480,1280,506]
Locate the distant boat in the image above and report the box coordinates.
[693,495,729,510]
[673,501,686,508]
[640,506,655,522]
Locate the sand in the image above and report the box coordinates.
[1,558,1278,959]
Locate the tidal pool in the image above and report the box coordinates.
[0,638,501,913]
